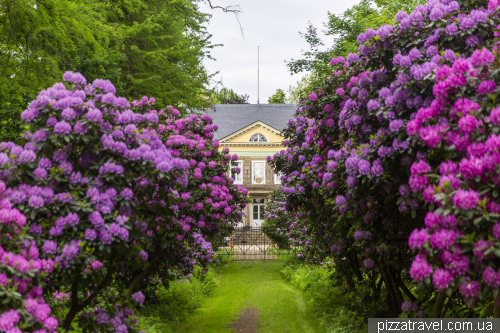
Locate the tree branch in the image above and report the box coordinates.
[205,0,244,38]
[127,254,163,295]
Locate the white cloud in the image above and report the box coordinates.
[199,0,359,104]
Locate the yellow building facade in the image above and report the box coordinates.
[207,104,296,227]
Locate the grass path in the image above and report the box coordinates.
[179,260,324,333]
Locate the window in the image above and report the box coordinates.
[249,133,268,142]
[252,198,265,227]
[274,172,282,184]
[252,161,266,184]
[230,160,243,184]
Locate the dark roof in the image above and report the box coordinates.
[206,104,297,140]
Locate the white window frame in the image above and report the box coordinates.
[252,198,265,227]
[248,133,269,142]
[252,160,266,185]
[230,160,243,185]
[274,172,282,184]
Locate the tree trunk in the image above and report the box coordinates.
[127,254,162,295]
[62,267,115,331]
[379,262,400,316]
[350,250,364,282]
[494,296,500,318]
[395,275,416,302]
[432,292,447,318]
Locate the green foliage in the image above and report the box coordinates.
[262,189,299,249]
[138,265,221,332]
[180,261,323,332]
[286,0,425,76]
[267,88,286,104]
[0,0,214,124]
[281,258,369,333]
[285,75,314,104]
[210,86,249,104]
[0,105,26,143]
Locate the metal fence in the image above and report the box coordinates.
[215,227,298,261]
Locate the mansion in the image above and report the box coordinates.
[207,104,296,228]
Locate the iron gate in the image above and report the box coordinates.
[215,227,298,260]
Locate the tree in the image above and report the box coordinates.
[210,87,249,104]
[285,75,314,104]
[268,89,286,104]
[286,0,424,77]
[0,0,220,143]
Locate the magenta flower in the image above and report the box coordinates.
[432,269,453,291]
[453,189,479,209]
[408,229,429,250]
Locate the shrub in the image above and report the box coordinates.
[0,181,58,333]
[0,72,247,331]
[263,189,303,250]
[137,264,221,333]
[269,0,500,318]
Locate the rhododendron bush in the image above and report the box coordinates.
[262,189,304,251]
[115,102,248,299]
[0,72,246,331]
[0,182,58,333]
[269,0,500,318]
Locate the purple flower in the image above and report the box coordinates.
[54,121,72,135]
[89,211,104,227]
[346,53,360,63]
[367,99,380,112]
[430,229,457,249]
[335,195,346,206]
[371,159,384,177]
[465,35,482,47]
[389,119,404,132]
[410,160,430,175]
[445,24,458,35]
[443,49,456,62]
[395,10,408,22]
[85,109,102,122]
[410,255,433,281]
[453,189,479,209]
[399,185,411,197]
[459,280,480,300]
[429,8,443,20]
[19,150,36,163]
[471,48,494,67]
[478,79,497,94]
[132,291,145,305]
[62,241,80,259]
[363,258,375,269]
[47,117,57,127]
[408,48,421,61]
[33,168,48,179]
[96,312,109,324]
[42,241,57,254]
[74,121,88,135]
[308,93,317,101]
[61,107,76,120]
[408,229,429,250]
[28,195,44,209]
[483,266,500,288]
[138,250,148,260]
[84,229,97,241]
[401,301,412,312]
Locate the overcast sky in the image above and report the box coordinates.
[198,0,359,104]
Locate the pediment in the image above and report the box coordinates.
[219,121,283,146]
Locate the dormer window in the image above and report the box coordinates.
[249,133,268,142]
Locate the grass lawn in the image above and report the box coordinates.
[179,260,324,333]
